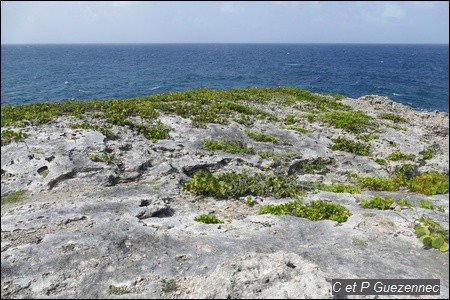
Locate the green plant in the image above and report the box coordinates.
[1,129,28,145]
[419,200,434,210]
[375,158,386,165]
[259,200,352,223]
[357,133,379,142]
[356,176,397,192]
[161,279,178,293]
[258,150,273,159]
[387,151,415,161]
[283,125,311,134]
[194,214,224,224]
[245,196,254,207]
[378,113,408,123]
[1,190,27,205]
[415,217,449,252]
[396,198,409,206]
[294,157,335,174]
[352,237,368,248]
[318,183,361,194]
[422,148,434,160]
[331,137,371,156]
[408,172,449,196]
[320,110,374,133]
[107,285,127,295]
[285,115,296,125]
[184,171,301,199]
[360,195,394,210]
[436,205,445,212]
[89,152,115,164]
[245,130,278,143]
[203,139,254,155]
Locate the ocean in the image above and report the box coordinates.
[1,44,448,112]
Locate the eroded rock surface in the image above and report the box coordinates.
[1,94,448,299]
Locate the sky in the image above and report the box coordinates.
[1,1,449,44]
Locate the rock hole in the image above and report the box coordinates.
[37,166,49,178]
[151,207,175,218]
[139,200,150,207]
[45,155,55,162]
[286,261,296,269]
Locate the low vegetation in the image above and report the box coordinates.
[387,151,415,161]
[89,152,115,164]
[194,214,224,224]
[319,110,375,133]
[245,130,278,143]
[107,285,127,295]
[184,171,302,199]
[360,195,395,210]
[1,129,28,146]
[378,113,408,123]
[161,279,178,293]
[1,190,27,205]
[350,168,448,196]
[415,217,449,252]
[203,139,254,155]
[331,137,371,156]
[259,200,352,223]
[421,148,434,160]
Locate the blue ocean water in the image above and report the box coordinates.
[1,44,449,112]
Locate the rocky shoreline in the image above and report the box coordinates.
[1,89,449,299]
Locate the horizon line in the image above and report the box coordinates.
[1,42,449,46]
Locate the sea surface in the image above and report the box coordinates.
[1,44,449,112]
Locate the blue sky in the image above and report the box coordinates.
[1,1,449,44]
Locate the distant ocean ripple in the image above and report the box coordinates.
[1,44,448,112]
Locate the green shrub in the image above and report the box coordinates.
[284,115,296,125]
[245,130,278,143]
[194,214,224,224]
[245,196,254,207]
[161,279,178,293]
[203,140,254,155]
[320,111,374,133]
[184,171,301,199]
[1,129,28,145]
[360,195,394,210]
[318,183,361,194]
[89,152,115,164]
[375,158,386,165]
[259,200,352,223]
[1,190,27,205]
[356,176,397,191]
[282,125,311,134]
[396,198,409,207]
[408,172,449,195]
[107,285,127,295]
[387,151,415,161]
[422,148,433,160]
[258,150,273,159]
[415,217,449,252]
[378,113,408,123]
[357,133,379,142]
[419,200,434,210]
[331,137,371,156]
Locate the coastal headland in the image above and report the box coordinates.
[1,87,449,298]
